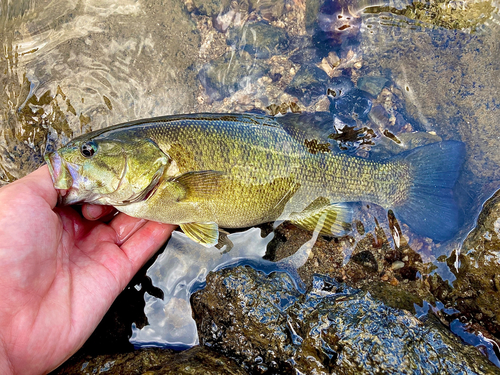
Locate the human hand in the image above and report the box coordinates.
[0,166,174,374]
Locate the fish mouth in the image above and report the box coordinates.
[44,152,83,205]
[45,152,72,187]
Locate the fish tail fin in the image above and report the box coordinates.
[393,141,465,241]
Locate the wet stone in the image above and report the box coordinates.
[437,189,500,338]
[53,346,248,374]
[191,266,499,374]
[226,21,289,60]
[285,65,330,106]
[351,250,378,273]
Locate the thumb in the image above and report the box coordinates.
[9,165,59,209]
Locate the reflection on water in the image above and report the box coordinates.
[2,0,500,369]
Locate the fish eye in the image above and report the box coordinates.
[80,141,97,158]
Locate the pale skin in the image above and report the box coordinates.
[0,166,175,374]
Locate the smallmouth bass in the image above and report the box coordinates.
[44,113,465,245]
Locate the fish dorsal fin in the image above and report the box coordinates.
[180,222,219,247]
[291,202,353,236]
[275,112,339,153]
[172,170,225,199]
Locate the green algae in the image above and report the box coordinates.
[364,0,496,32]
[53,346,247,375]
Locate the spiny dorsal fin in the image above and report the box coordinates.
[276,112,338,153]
[172,170,225,199]
[180,222,219,247]
[291,202,353,236]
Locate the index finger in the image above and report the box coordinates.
[120,220,175,269]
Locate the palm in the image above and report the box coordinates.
[0,167,173,374]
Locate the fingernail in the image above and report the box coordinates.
[84,205,104,220]
[116,219,147,245]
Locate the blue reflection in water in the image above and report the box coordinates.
[450,320,500,367]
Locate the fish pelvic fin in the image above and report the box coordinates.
[393,140,465,241]
[291,201,353,236]
[180,222,219,247]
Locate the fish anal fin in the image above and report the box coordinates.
[180,222,219,247]
[292,202,353,236]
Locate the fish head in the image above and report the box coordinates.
[44,133,169,206]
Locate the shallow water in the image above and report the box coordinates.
[2,0,500,369]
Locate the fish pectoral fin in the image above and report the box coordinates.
[173,170,225,199]
[120,165,165,205]
[180,222,219,247]
[291,202,353,236]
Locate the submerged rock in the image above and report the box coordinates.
[246,0,286,22]
[289,46,321,65]
[310,0,362,58]
[357,76,388,97]
[435,189,500,338]
[325,75,354,99]
[329,88,372,121]
[227,21,289,59]
[326,76,372,120]
[192,266,499,374]
[191,0,230,16]
[198,52,269,100]
[285,65,330,106]
[362,1,496,31]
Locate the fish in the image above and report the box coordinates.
[44,112,465,246]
